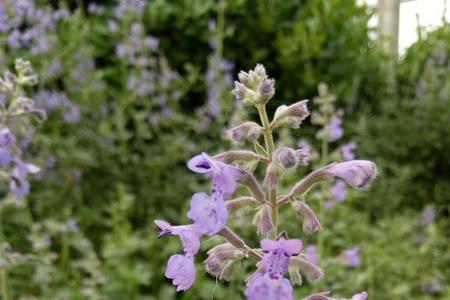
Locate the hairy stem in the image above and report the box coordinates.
[226,197,257,213]
[238,169,265,202]
[256,104,278,238]
[219,227,262,260]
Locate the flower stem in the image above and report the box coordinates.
[256,104,278,238]
[219,227,262,260]
[317,138,328,262]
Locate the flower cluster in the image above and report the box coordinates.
[0,59,45,199]
[155,65,377,299]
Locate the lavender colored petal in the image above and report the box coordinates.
[187,192,228,236]
[165,254,196,292]
[245,274,294,300]
[154,220,201,255]
[351,291,368,300]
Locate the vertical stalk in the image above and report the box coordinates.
[0,212,11,300]
[257,104,277,237]
[317,138,328,260]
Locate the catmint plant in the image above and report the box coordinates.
[155,65,377,299]
[0,59,45,300]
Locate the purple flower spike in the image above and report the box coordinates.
[327,160,377,190]
[165,254,196,292]
[351,291,368,300]
[154,220,202,255]
[187,153,244,198]
[341,141,357,161]
[187,192,228,236]
[245,274,294,300]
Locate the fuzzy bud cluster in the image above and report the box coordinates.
[232,64,275,105]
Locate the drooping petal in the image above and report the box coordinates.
[187,192,228,235]
[165,254,196,292]
[245,274,294,300]
[326,160,377,190]
[154,220,201,255]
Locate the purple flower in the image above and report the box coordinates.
[0,128,14,147]
[165,254,196,292]
[154,220,202,255]
[245,238,301,300]
[187,153,244,198]
[342,247,360,268]
[68,218,79,233]
[326,115,344,142]
[0,148,12,167]
[326,160,377,190]
[245,274,294,300]
[187,192,228,236]
[9,161,40,197]
[341,141,357,161]
[260,238,302,278]
[331,180,346,202]
[8,29,22,49]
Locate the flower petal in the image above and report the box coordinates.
[165,254,196,292]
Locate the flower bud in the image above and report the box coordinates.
[0,72,16,93]
[204,243,244,281]
[225,122,263,144]
[297,201,321,235]
[271,100,310,129]
[295,147,310,166]
[263,163,277,190]
[290,256,324,283]
[327,160,377,190]
[258,78,275,102]
[276,147,298,169]
[255,204,275,235]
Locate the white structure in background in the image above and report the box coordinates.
[361,0,450,55]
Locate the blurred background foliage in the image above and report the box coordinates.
[0,0,448,299]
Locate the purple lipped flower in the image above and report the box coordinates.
[245,238,301,300]
[341,141,357,161]
[165,254,196,292]
[342,247,360,268]
[260,238,302,279]
[331,180,346,202]
[326,115,344,142]
[9,161,40,197]
[187,192,228,236]
[326,160,377,190]
[245,274,294,300]
[187,153,244,198]
[154,220,202,255]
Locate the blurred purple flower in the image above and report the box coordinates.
[341,141,357,161]
[326,115,344,142]
[9,161,40,198]
[342,247,360,268]
[305,245,318,265]
[332,180,346,202]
